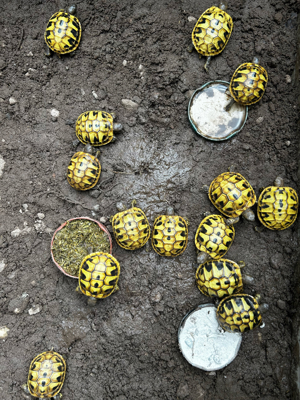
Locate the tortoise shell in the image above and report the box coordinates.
[112,207,150,250]
[151,215,188,257]
[209,172,256,218]
[76,111,114,147]
[196,259,243,299]
[257,186,298,230]
[44,11,81,55]
[67,151,101,191]
[229,62,268,106]
[217,294,262,333]
[27,350,66,398]
[192,6,233,57]
[195,214,235,260]
[79,252,120,299]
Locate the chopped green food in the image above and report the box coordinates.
[52,219,110,277]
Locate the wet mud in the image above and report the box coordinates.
[0,0,299,399]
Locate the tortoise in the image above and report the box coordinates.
[67,144,101,191]
[151,206,188,257]
[206,171,256,223]
[257,176,298,231]
[195,259,254,299]
[216,294,267,333]
[195,213,235,264]
[225,56,268,111]
[22,350,66,399]
[77,252,120,306]
[112,201,150,250]
[44,5,81,56]
[75,110,122,147]
[189,1,233,72]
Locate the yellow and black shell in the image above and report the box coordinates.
[112,207,150,250]
[79,252,120,299]
[67,151,101,191]
[217,294,262,333]
[257,186,298,230]
[44,11,81,55]
[27,350,66,398]
[76,111,114,147]
[192,6,233,57]
[196,259,243,299]
[209,172,256,218]
[151,215,188,257]
[229,62,268,106]
[195,214,235,259]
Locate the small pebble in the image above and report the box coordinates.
[89,190,101,199]
[0,155,5,177]
[37,213,45,220]
[9,97,17,105]
[100,217,107,223]
[23,204,29,211]
[51,108,59,118]
[27,51,33,56]
[28,305,42,315]
[0,260,5,272]
[151,290,162,302]
[81,88,85,96]
[92,90,98,99]
[8,293,29,314]
[256,116,264,124]
[286,75,292,83]
[0,326,10,339]
[277,299,286,310]
[188,16,196,22]
[31,280,37,286]
[92,204,100,212]
[123,60,127,66]
[286,140,291,146]
[121,99,139,110]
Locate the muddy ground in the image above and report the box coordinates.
[0,0,299,399]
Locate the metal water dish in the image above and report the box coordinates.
[178,303,242,371]
[188,81,248,141]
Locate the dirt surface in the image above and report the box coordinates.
[0,0,299,399]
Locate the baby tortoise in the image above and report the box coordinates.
[44,5,81,56]
[195,214,235,265]
[77,252,120,306]
[205,171,256,223]
[189,1,233,72]
[112,201,150,250]
[23,350,66,399]
[67,144,101,191]
[217,294,268,333]
[257,176,298,231]
[76,110,122,147]
[225,57,268,111]
[196,259,254,299]
[152,206,188,257]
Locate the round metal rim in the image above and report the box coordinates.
[51,216,113,279]
[188,80,248,141]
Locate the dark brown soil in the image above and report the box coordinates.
[0,0,299,399]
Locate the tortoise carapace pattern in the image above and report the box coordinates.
[229,62,268,106]
[196,259,243,299]
[67,151,101,191]
[152,215,188,257]
[217,294,262,333]
[192,6,233,57]
[27,350,66,398]
[79,252,120,299]
[257,186,298,230]
[209,172,256,218]
[195,214,235,259]
[112,207,150,250]
[45,11,81,55]
[76,111,114,146]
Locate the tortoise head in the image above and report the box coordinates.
[252,56,260,65]
[219,1,228,11]
[274,176,284,187]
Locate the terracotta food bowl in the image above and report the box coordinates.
[51,216,112,279]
